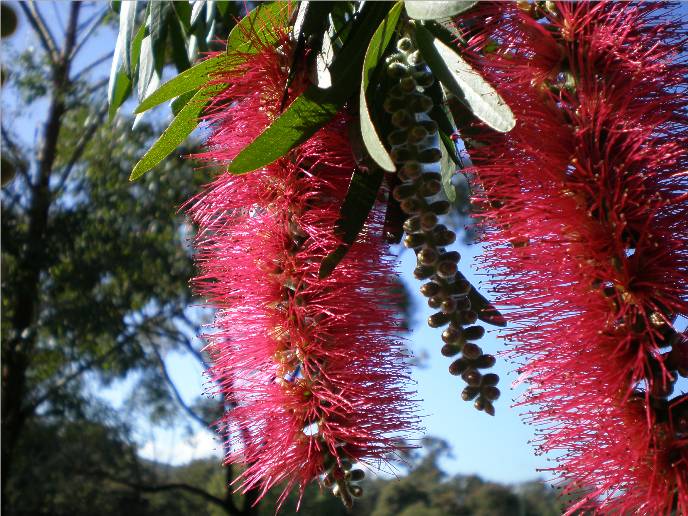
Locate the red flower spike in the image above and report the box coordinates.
[185,30,417,509]
[455,2,688,514]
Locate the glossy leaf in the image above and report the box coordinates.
[404,0,478,20]
[415,24,515,133]
[359,1,403,172]
[107,70,131,122]
[190,0,206,27]
[116,0,137,77]
[319,167,384,279]
[130,85,220,181]
[135,54,229,114]
[440,135,457,202]
[229,3,391,174]
[226,2,290,55]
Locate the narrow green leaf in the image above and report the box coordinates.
[415,24,515,133]
[117,0,137,77]
[135,54,229,114]
[170,89,195,116]
[190,0,206,27]
[130,20,146,76]
[359,1,403,172]
[319,167,384,279]
[226,2,290,55]
[130,85,220,181]
[229,86,343,174]
[172,1,192,33]
[405,1,478,20]
[229,3,391,174]
[108,70,131,122]
[169,16,192,73]
[439,135,457,202]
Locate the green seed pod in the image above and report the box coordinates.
[441,298,458,314]
[400,198,423,214]
[418,147,443,163]
[428,311,451,328]
[464,325,486,341]
[408,125,429,143]
[414,70,434,88]
[441,325,463,345]
[451,279,471,296]
[349,485,364,498]
[482,385,501,401]
[482,373,499,386]
[434,229,457,247]
[419,212,438,231]
[461,369,482,386]
[404,233,425,249]
[436,260,458,279]
[384,97,408,113]
[420,281,441,297]
[418,247,439,265]
[449,358,469,376]
[348,469,365,482]
[441,343,462,357]
[397,37,413,52]
[420,179,442,197]
[409,94,433,114]
[387,61,410,79]
[392,110,414,128]
[461,310,478,325]
[393,183,416,201]
[462,386,480,401]
[429,200,451,215]
[428,296,443,309]
[387,129,408,146]
[403,215,421,233]
[474,354,496,369]
[400,76,417,93]
[463,342,482,360]
[399,161,422,181]
[419,120,439,135]
[414,265,435,280]
[391,146,414,164]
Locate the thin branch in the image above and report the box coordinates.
[149,341,211,428]
[71,7,109,60]
[105,476,231,512]
[19,2,60,63]
[73,51,114,80]
[51,103,108,197]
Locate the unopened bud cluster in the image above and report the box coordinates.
[321,457,366,509]
[385,27,499,415]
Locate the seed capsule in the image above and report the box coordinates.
[347,469,365,482]
[428,296,443,309]
[464,325,485,341]
[428,311,451,328]
[482,385,501,401]
[449,358,469,376]
[419,212,438,231]
[387,129,408,146]
[392,110,414,128]
[397,37,413,52]
[391,147,414,164]
[451,279,471,296]
[420,281,441,297]
[400,161,422,181]
[387,61,409,79]
[414,265,435,280]
[462,386,480,401]
[414,70,434,88]
[441,298,458,314]
[460,310,478,325]
[418,247,439,265]
[404,233,425,249]
[400,76,417,93]
[482,373,499,386]
[419,120,439,135]
[400,198,422,214]
[408,125,429,143]
[474,354,496,369]
[429,200,451,215]
[462,369,482,386]
[403,215,421,233]
[441,343,462,357]
[384,97,407,113]
[418,147,443,163]
[436,260,458,279]
[441,325,463,345]
[463,342,482,360]
[349,485,363,498]
[409,94,433,113]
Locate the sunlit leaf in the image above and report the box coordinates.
[359,1,403,172]
[404,0,478,20]
[415,24,515,133]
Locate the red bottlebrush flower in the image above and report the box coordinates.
[455,2,688,513]
[185,27,416,509]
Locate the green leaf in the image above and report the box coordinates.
[415,24,515,133]
[135,54,229,114]
[226,2,290,55]
[169,15,192,73]
[319,167,384,279]
[404,1,478,20]
[172,1,192,33]
[130,20,147,76]
[229,2,391,174]
[116,0,137,77]
[170,90,195,116]
[190,0,206,27]
[130,85,220,181]
[359,2,403,172]
[108,70,131,122]
[439,135,457,202]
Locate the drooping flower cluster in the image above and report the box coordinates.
[455,2,688,513]
[186,29,416,508]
